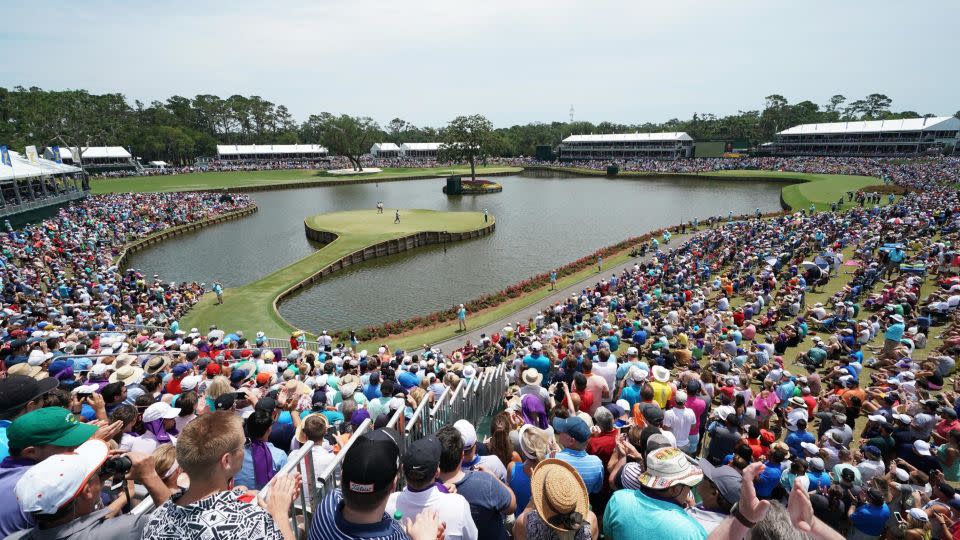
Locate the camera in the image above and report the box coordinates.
[101,456,132,477]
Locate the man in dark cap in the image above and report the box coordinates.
[386,435,477,539]
[0,375,59,461]
[308,428,441,540]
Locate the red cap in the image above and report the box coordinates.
[206,363,221,376]
[240,349,252,358]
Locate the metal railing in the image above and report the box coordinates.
[125,361,509,530]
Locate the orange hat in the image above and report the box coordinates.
[256,372,273,386]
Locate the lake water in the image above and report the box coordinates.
[126,172,784,332]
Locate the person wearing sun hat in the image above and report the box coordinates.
[10,438,168,540]
[604,446,708,540]
[514,458,596,539]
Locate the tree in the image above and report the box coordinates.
[438,114,493,182]
[954,110,960,120]
[317,114,380,171]
[845,93,892,120]
[386,118,411,146]
[825,94,846,113]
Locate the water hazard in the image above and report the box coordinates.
[125,172,784,332]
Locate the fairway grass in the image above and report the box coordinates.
[90,166,522,193]
[180,209,492,337]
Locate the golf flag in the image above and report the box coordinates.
[0,146,11,167]
[25,145,39,163]
[51,146,62,163]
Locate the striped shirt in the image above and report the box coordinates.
[555,448,604,493]
[308,490,410,540]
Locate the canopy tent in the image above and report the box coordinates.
[147,161,169,167]
[216,144,328,157]
[43,146,132,162]
[777,116,960,136]
[0,150,82,181]
[561,132,693,143]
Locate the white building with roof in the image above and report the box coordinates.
[557,132,694,161]
[43,146,133,166]
[773,117,960,157]
[399,142,442,159]
[370,142,400,158]
[215,144,328,161]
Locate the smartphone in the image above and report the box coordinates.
[619,425,631,435]
[895,512,904,524]
[234,391,248,399]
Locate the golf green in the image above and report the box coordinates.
[180,209,493,337]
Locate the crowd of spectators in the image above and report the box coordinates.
[1,156,960,540]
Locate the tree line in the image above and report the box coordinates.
[0,86,956,164]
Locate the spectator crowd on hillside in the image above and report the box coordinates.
[1,156,960,540]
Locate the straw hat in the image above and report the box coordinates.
[7,363,48,380]
[109,364,144,385]
[521,368,543,386]
[144,355,172,375]
[529,458,589,533]
[295,413,328,444]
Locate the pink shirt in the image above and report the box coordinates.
[686,395,707,434]
[754,391,780,417]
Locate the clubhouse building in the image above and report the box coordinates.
[215,144,328,161]
[772,117,960,157]
[43,146,133,167]
[557,132,694,161]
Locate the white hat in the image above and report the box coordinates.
[27,350,53,367]
[180,375,201,392]
[890,314,904,323]
[142,402,181,423]
[530,341,543,351]
[652,365,670,383]
[800,442,820,456]
[454,419,478,447]
[626,346,639,356]
[674,391,688,404]
[70,384,99,395]
[15,439,109,515]
[630,367,649,383]
[913,440,932,456]
[89,363,111,377]
[462,365,477,379]
[893,467,910,482]
[521,368,543,386]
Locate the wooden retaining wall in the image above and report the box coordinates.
[194,169,518,194]
[114,205,259,269]
[272,221,496,315]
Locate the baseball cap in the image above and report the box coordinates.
[214,393,236,411]
[862,445,882,457]
[7,407,97,450]
[914,440,932,456]
[255,396,278,414]
[15,439,109,514]
[454,419,478,448]
[402,435,441,478]
[142,402,181,423]
[341,429,401,494]
[0,375,59,415]
[638,447,703,489]
[552,416,591,443]
[205,363,222,376]
[530,341,543,351]
[698,458,742,504]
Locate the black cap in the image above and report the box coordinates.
[0,375,59,414]
[214,393,236,411]
[342,429,400,493]
[255,396,278,413]
[644,406,665,426]
[8,339,28,350]
[402,435,441,478]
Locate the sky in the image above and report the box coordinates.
[3,0,958,128]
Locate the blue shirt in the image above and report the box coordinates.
[522,353,551,383]
[604,489,707,540]
[235,442,288,490]
[806,470,831,492]
[308,490,409,540]
[555,448,603,494]
[508,462,532,518]
[454,469,512,540]
[786,430,816,458]
[850,503,891,536]
[0,421,10,462]
[885,323,905,342]
[754,461,783,498]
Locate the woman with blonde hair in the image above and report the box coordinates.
[903,507,933,540]
[152,443,184,491]
[508,425,551,519]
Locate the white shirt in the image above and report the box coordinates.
[592,361,617,400]
[663,406,696,446]
[386,486,478,540]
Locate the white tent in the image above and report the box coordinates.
[370,142,400,156]
[0,151,81,181]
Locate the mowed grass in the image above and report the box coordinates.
[89,166,522,193]
[181,209,491,337]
